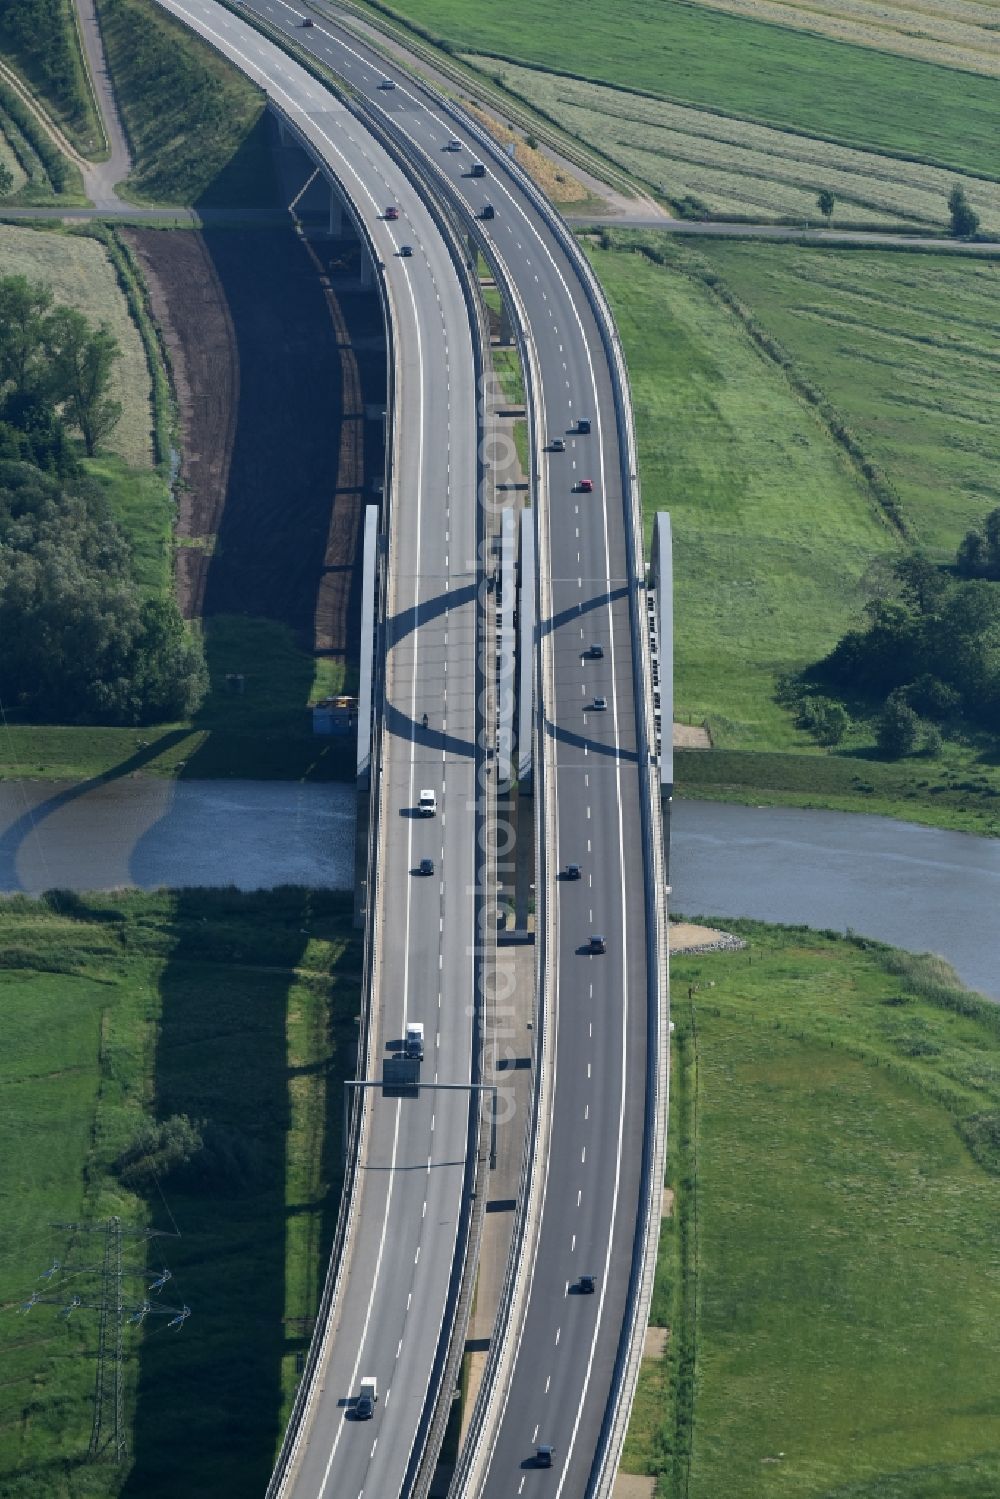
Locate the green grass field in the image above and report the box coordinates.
[491,62,1000,229]
[697,244,1000,554]
[372,0,1000,178]
[586,241,894,749]
[0,888,360,1498]
[591,235,1000,829]
[625,924,1000,1497]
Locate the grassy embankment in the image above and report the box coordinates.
[0,77,86,206]
[625,924,1000,1498]
[0,0,103,156]
[94,0,273,207]
[0,888,360,1499]
[587,235,1000,833]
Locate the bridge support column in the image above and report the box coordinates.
[516,507,535,791]
[650,511,674,877]
[329,189,344,237]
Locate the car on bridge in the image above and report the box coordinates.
[578,416,592,434]
[564,863,582,880]
[578,1274,596,1294]
[589,642,604,659]
[399,245,414,257]
[588,934,607,954]
[301,15,314,25]
[355,1376,377,1418]
[446,138,462,152]
[378,77,396,89]
[591,695,608,711]
[385,205,400,220]
[536,1444,555,1468]
[549,436,565,452]
[576,478,594,493]
[418,857,435,876]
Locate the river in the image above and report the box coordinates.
[0,780,996,999]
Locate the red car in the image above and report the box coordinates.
[385,206,400,220]
[577,478,594,493]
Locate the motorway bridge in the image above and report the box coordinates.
[154,4,668,1493]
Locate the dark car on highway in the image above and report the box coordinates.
[399,245,414,257]
[588,934,607,954]
[418,857,435,876]
[536,1445,554,1468]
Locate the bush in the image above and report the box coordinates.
[115,1113,203,1187]
[877,691,920,758]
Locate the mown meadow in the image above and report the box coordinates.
[624,924,1000,1498]
[489,63,1000,230]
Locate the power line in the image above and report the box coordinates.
[19,1217,190,1463]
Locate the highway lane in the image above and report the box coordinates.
[235,6,659,1490]
[151,5,481,1496]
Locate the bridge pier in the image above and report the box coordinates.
[649,511,674,878]
[328,188,344,237]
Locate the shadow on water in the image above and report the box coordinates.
[0,731,192,890]
[122,887,361,1498]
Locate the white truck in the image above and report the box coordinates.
[418,788,437,816]
[405,1021,425,1061]
[356,1376,378,1419]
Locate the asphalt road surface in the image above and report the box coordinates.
[233,8,657,1492]
[153,5,480,1496]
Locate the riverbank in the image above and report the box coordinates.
[624,921,1000,1498]
[676,746,1000,839]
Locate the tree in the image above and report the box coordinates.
[817,189,835,223]
[948,183,980,238]
[957,507,1000,580]
[877,691,920,758]
[42,306,122,456]
[0,275,53,395]
[0,161,12,198]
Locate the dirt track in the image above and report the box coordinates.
[127,221,384,669]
